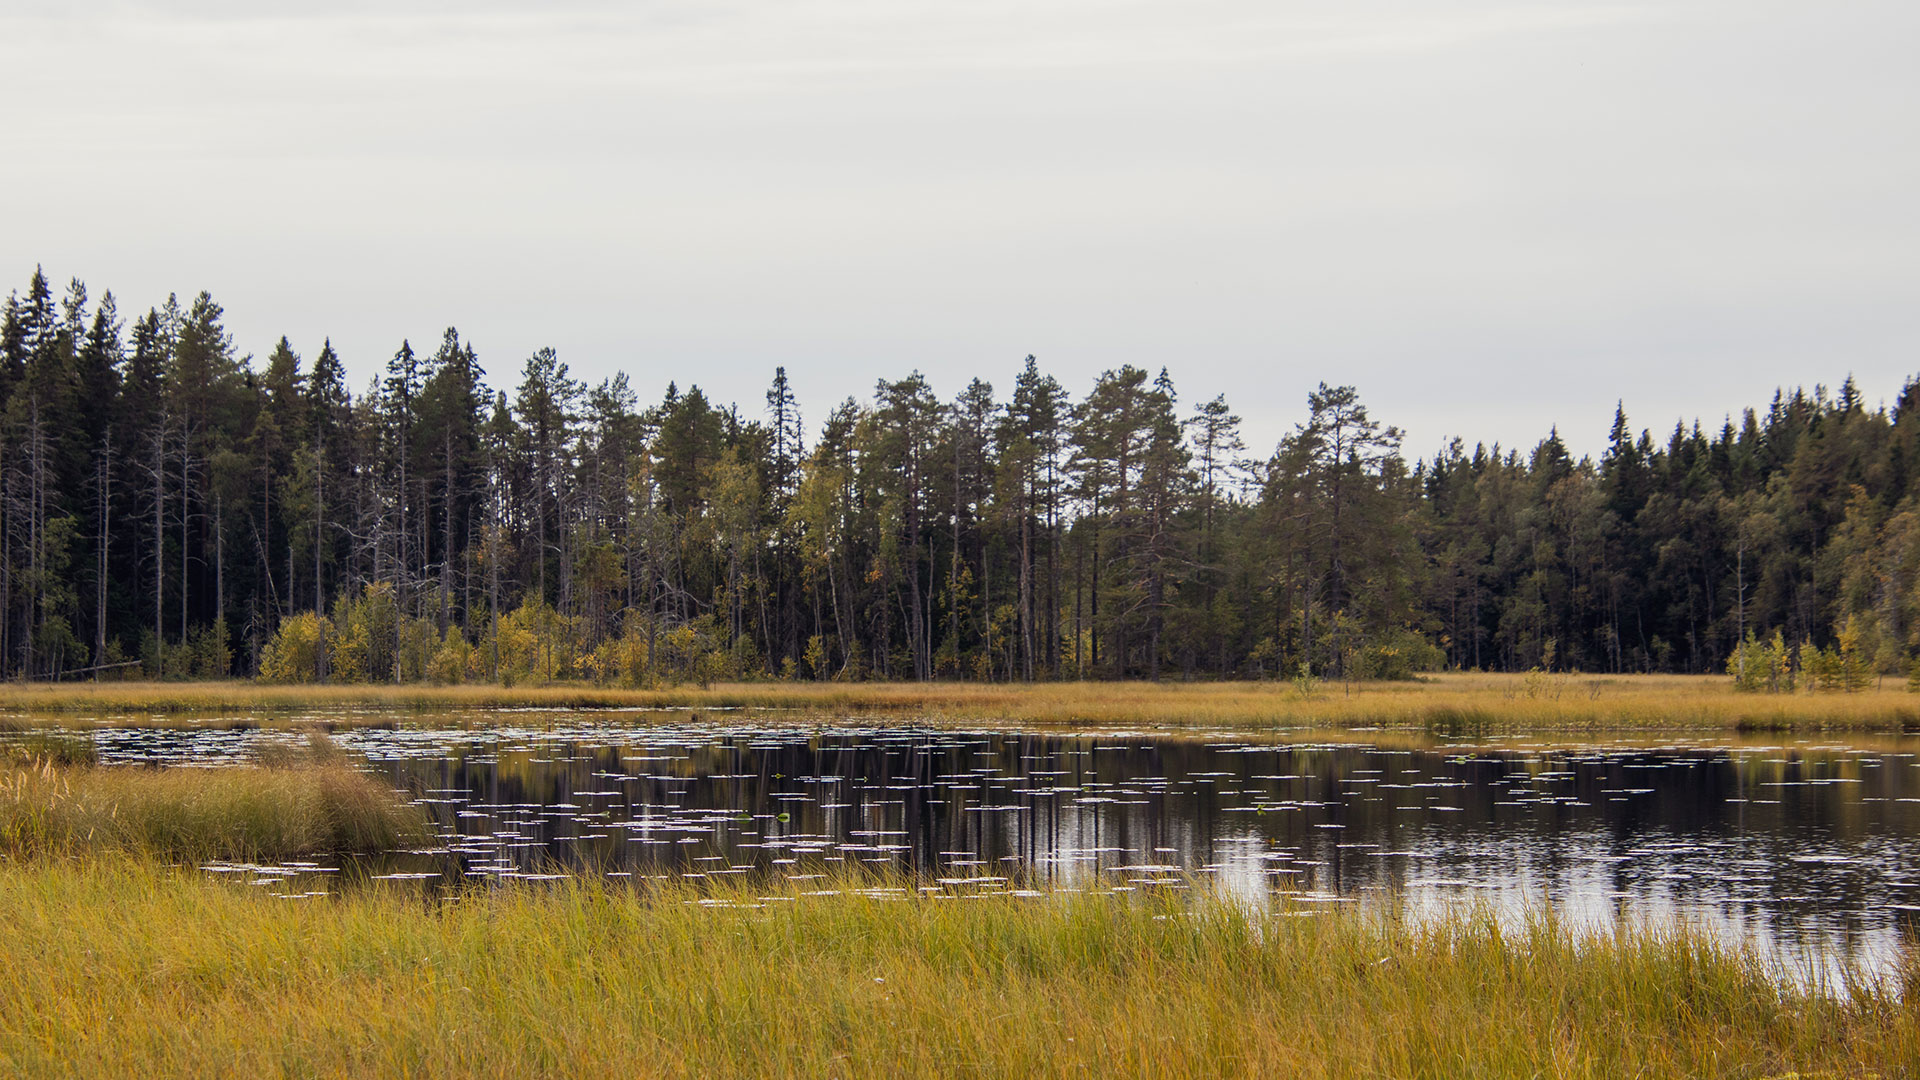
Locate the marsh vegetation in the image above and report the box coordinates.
[2,862,1915,1078]
[0,741,426,861]
[6,692,1920,1076]
[2,673,1918,734]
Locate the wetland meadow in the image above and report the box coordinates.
[11,0,1918,1069]
[4,675,1920,1077]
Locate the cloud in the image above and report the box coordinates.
[3,0,1916,457]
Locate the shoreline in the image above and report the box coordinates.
[0,673,1915,735]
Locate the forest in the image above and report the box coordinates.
[3,265,1917,686]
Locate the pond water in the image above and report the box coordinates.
[59,719,1920,975]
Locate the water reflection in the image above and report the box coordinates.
[41,721,1920,974]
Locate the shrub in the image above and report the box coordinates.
[1727,629,1791,693]
[480,600,579,685]
[803,635,829,680]
[1836,615,1874,692]
[187,617,232,679]
[1356,629,1446,681]
[426,633,471,686]
[259,613,330,684]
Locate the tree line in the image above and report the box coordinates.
[4,265,1917,684]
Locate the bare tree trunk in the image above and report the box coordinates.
[1073,524,1083,678]
[153,425,164,655]
[1019,491,1033,681]
[180,439,190,646]
[96,440,110,680]
[392,499,404,684]
[262,463,275,619]
[215,492,224,631]
[27,402,42,678]
[314,446,326,613]
[442,432,453,630]
[950,435,961,677]
[537,471,548,606]
[463,520,474,639]
[906,506,926,680]
[1088,512,1100,676]
[489,524,501,681]
[3,468,12,676]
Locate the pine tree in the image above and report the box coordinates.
[79,294,123,674]
[420,329,485,631]
[514,347,581,610]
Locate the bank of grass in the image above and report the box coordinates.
[2,672,1919,733]
[0,752,427,860]
[0,862,1908,1078]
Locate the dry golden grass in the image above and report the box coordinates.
[0,861,1911,1079]
[0,754,429,860]
[1,673,1917,734]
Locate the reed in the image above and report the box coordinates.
[0,757,428,860]
[2,673,1919,733]
[0,862,1910,1078]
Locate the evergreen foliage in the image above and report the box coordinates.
[5,267,1919,684]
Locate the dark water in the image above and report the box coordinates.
[58,720,1920,974]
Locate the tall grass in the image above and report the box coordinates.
[0,730,95,765]
[0,863,1911,1078]
[3,673,1919,733]
[0,757,427,859]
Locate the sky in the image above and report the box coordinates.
[3,0,1916,462]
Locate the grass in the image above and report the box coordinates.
[0,862,1909,1078]
[0,710,1908,1076]
[0,751,428,860]
[2,673,1919,734]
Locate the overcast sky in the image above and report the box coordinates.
[4,0,1915,460]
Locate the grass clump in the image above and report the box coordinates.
[0,731,94,766]
[0,865,1911,1078]
[0,755,426,860]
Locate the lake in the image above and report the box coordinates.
[70,716,1920,976]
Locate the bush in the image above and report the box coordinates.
[426,633,471,685]
[1836,615,1874,692]
[33,616,86,676]
[99,638,135,681]
[803,635,829,680]
[580,630,650,688]
[1793,618,1876,694]
[1355,629,1446,681]
[187,618,232,679]
[259,613,330,684]
[1798,638,1841,693]
[479,600,579,685]
[1726,629,1791,693]
[311,584,451,684]
[329,585,397,682]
